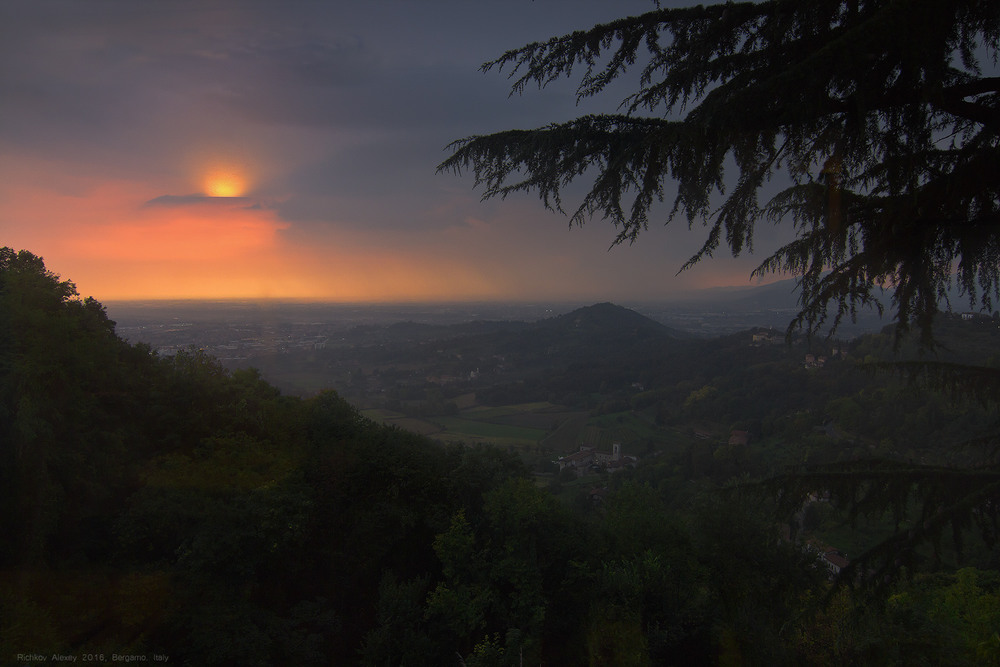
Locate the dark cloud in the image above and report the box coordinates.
[3,1,753,302]
[143,194,252,208]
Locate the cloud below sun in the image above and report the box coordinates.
[1,1,780,304]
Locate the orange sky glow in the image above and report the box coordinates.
[1,1,788,305]
[0,164,550,301]
[1,146,780,303]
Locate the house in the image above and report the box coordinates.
[804,354,827,369]
[822,548,849,577]
[807,490,831,503]
[804,540,850,578]
[556,447,596,473]
[593,442,623,465]
[752,330,780,345]
[728,430,750,446]
[556,443,637,475]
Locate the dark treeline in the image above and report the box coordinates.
[3,248,999,666]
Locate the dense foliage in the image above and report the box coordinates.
[440,0,1000,343]
[438,0,1000,625]
[3,249,999,665]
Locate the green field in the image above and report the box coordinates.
[362,408,403,421]
[366,401,687,459]
[433,416,548,442]
[361,410,443,436]
[364,404,556,447]
[461,402,559,419]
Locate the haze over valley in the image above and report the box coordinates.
[107,279,889,393]
[5,0,1000,662]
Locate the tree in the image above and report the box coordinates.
[440,1,1000,594]
[439,0,1000,343]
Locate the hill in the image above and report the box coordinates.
[2,249,827,665]
[5,248,999,666]
[228,301,689,399]
[544,301,682,337]
[0,249,527,662]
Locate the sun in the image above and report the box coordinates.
[203,167,247,197]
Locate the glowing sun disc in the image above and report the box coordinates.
[204,169,247,197]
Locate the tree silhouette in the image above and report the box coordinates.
[440,0,1000,343]
[441,0,1000,594]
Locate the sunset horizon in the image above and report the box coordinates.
[1,1,796,306]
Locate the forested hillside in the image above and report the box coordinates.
[3,249,999,666]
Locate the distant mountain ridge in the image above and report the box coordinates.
[543,302,684,338]
[226,301,696,397]
[433,302,687,369]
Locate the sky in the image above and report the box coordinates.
[1,0,789,303]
